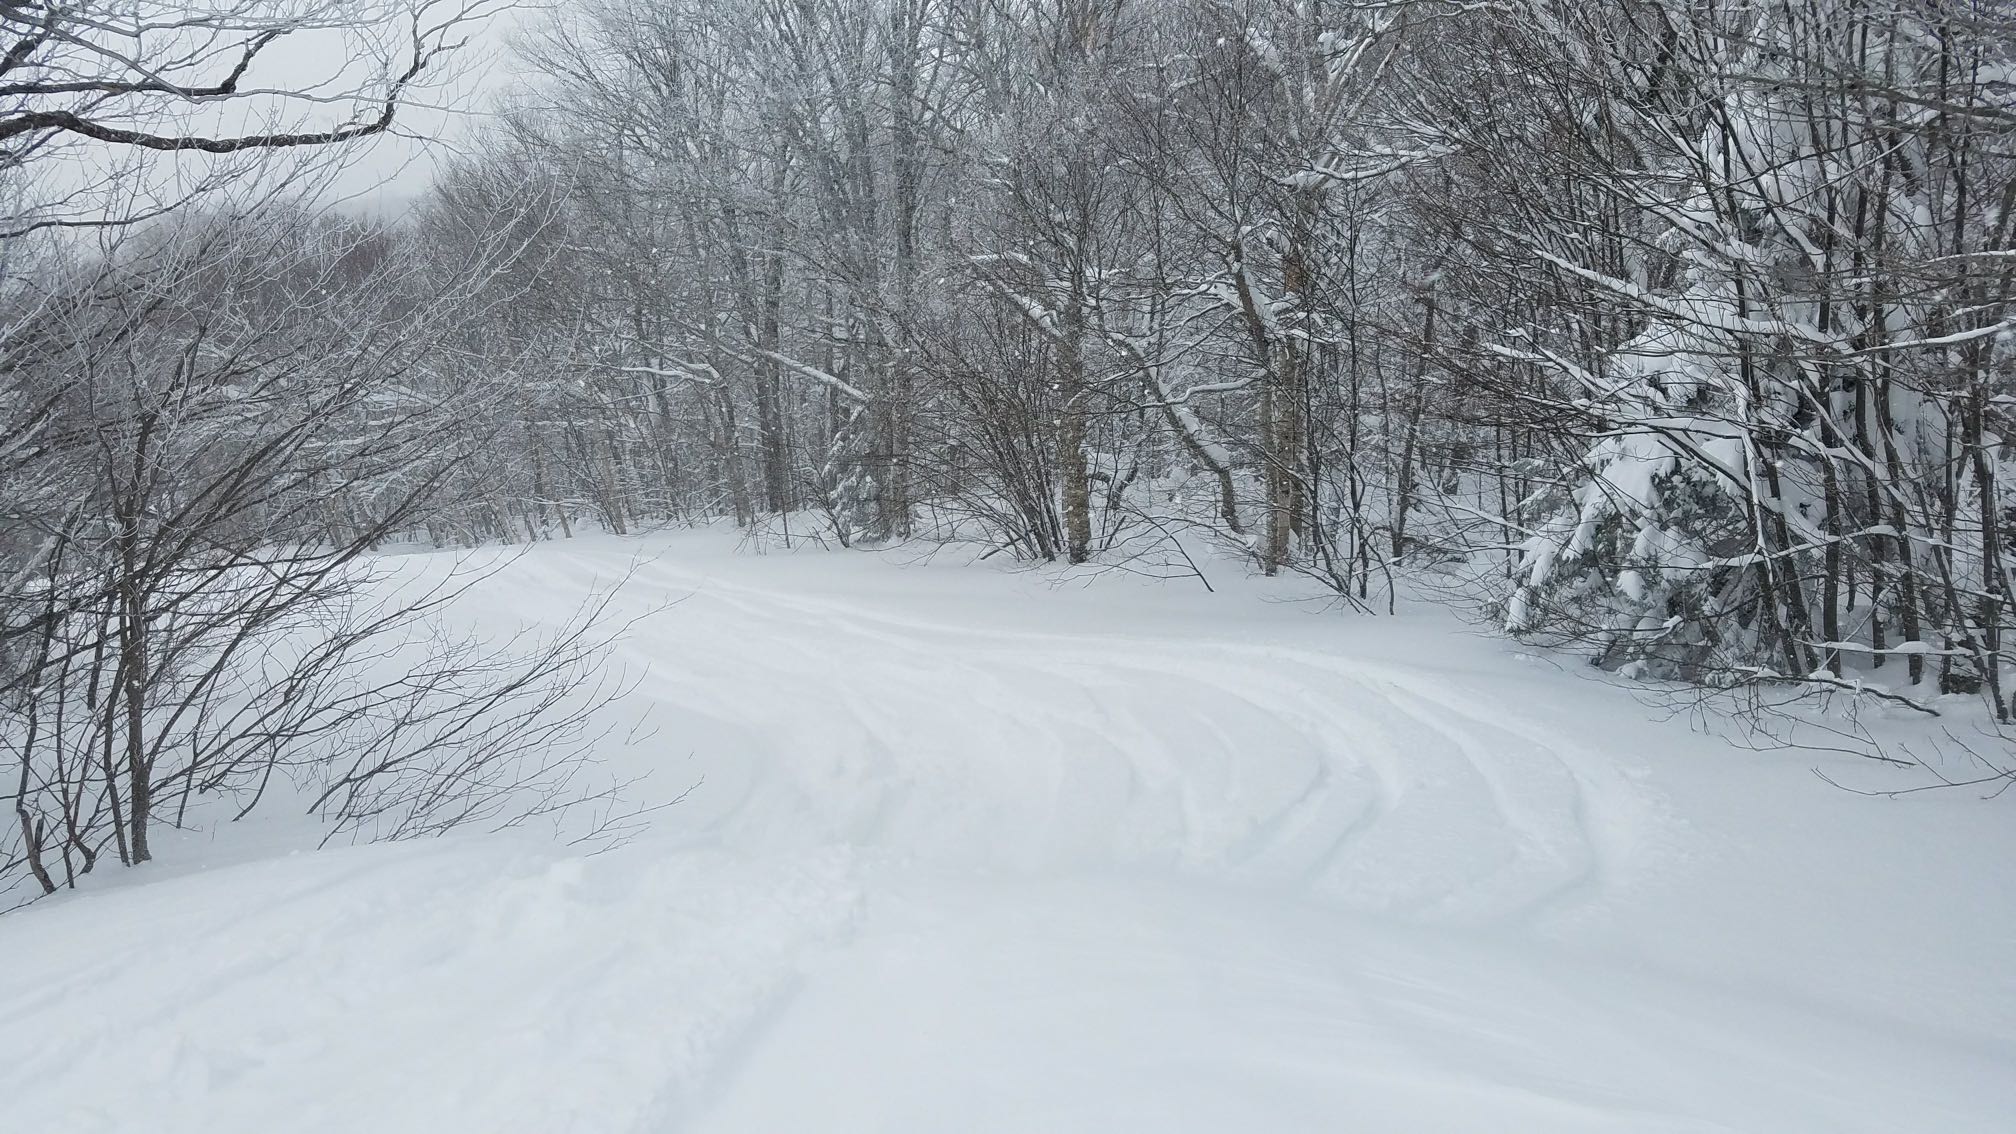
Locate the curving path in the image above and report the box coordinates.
[2,532,2010,1133]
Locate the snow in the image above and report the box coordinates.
[2,530,2011,1132]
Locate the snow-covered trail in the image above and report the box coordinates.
[3,533,2011,1132]
[573,551,1635,922]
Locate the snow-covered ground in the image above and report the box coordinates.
[3,531,2011,1132]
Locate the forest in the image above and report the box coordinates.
[444,0,2016,702]
[2,0,2013,881]
[449,0,2004,690]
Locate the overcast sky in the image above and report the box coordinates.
[307,1,535,213]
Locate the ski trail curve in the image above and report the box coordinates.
[7,539,2009,1134]
[495,548,1650,928]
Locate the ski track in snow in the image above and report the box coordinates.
[1,535,2010,1133]
[593,552,1627,923]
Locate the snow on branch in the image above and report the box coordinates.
[754,349,872,404]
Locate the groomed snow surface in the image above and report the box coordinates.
[3,531,2011,1133]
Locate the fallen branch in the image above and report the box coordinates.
[1733,668,1941,716]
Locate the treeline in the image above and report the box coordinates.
[404,0,2014,707]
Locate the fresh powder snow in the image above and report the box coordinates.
[1,531,2007,1133]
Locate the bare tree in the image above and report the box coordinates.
[0,2,652,902]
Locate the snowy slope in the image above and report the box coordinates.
[2,531,2010,1132]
